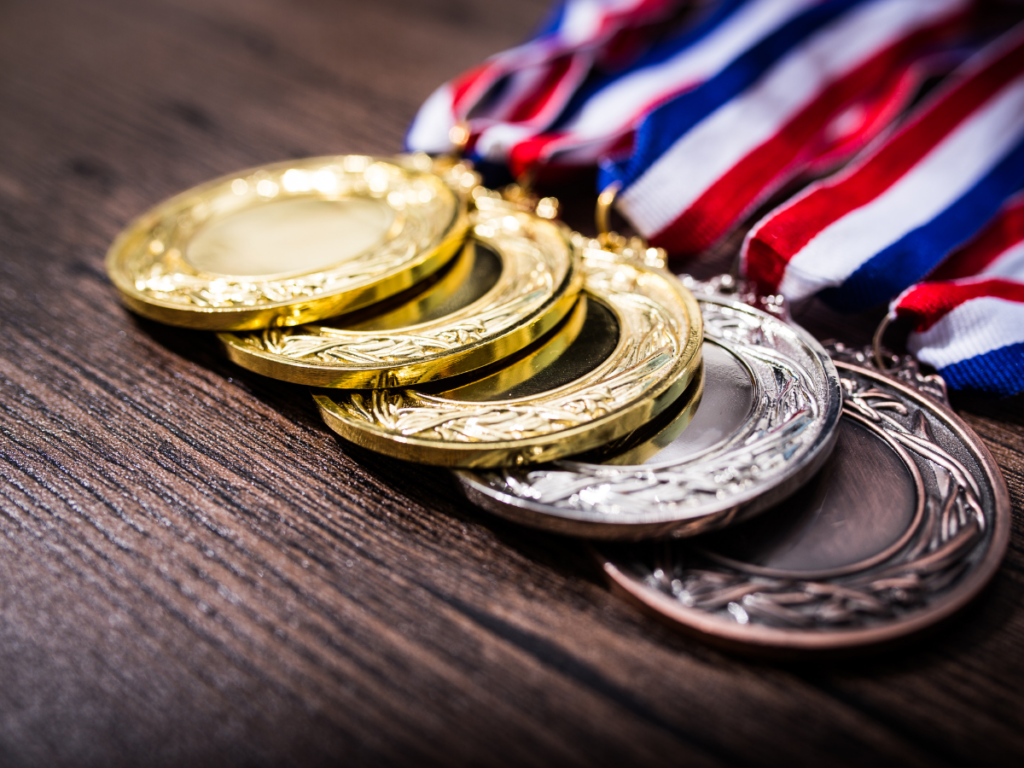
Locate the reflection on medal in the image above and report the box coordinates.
[313,245,703,467]
[594,359,1010,653]
[457,291,842,538]
[106,154,473,330]
[218,204,582,388]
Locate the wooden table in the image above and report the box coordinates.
[2,1,1022,764]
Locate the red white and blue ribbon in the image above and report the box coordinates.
[406,0,679,157]
[409,0,1024,394]
[890,194,1024,395]
[476,0,820,176]
[600,0,970,254]
[743,21,1024,312]
[892,279,1024,396]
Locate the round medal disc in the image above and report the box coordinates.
[595,361,1011,653]
[457,293,842,538]
[314,248,704,468]
[218,205,581,388]
[106,154,471,330]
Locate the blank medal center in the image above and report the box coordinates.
[186,197,395,277]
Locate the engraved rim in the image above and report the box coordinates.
[314,249,704,468]
[217,205,582,388]
[456,294,843,538]
[596,362,1012,653]
[106,155,470,330]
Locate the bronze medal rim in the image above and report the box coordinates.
[313,254,704,468]
[216,207,583,389]
[595,361,1012,653]
[105,155,468,331]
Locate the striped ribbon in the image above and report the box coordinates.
[890,194,1024,396]
[406,0,679,157]
[743,21,1024,312]
[742,22,1024,395]
[478,0,820,177]
[409,0,1024,394]
[600,0,970,254]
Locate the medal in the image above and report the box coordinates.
[218,201,582,388]
[313,239,703,467]
[593,352,1010,653]
[457,281,842,537]
[99,0,1018,657]
[106,154,474,330]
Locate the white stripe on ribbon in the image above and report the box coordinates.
[407,84,457,155]
[779,71,1024,302]
[617,0,965,238]
[561,0,620,47]
[476,0,818,163]
[908,295,1024,368]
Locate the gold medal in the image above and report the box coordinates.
[218,202,582,388]
[106,154,473,330]
[313,240,703,467]
[570,363,705,467]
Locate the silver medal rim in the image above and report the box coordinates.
[595,361,1012,652]
[455,293,843,540]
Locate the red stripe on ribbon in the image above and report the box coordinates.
[506,55,578,123]
[894,277,1024,331]
[744,22,1024,292]
[451,62,498,114]
[655,14,966,256]
[930,193,1024,280]
[808,61,927,173]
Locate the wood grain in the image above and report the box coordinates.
[1,1,1022,765]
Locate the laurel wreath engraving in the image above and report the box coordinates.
[328,258,685,444]
[248,289,545,364]
[350,303,674,441]
[638,373,987,629]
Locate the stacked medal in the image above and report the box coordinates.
[106,152,704,469]
[107,0,1017,654]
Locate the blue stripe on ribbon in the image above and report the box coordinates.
[550,0,756,132]
[821,136,1024,312]
[599,0,865,192]
[534,1,569,39]
[940,339,1024,395]
[548,0,757,131]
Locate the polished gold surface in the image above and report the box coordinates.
[219,204,582,388]
[314,248,704,467]
[574,363,705,467]
[106,154,473,330]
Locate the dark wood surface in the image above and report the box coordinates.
[2,1,1023,765]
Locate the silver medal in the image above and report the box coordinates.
[457,286,843,539]
[594,351,1011,652]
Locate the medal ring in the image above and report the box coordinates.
[219,205,582,389]
[314,247,703,467]
[106,155,468,330]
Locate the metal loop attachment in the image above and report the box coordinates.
[595,182,622,244]
[591,183,666,269]
[872,313,894,372]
